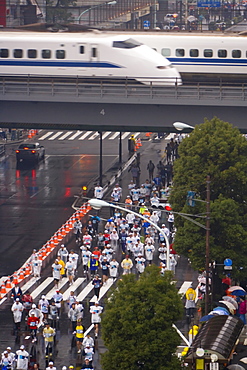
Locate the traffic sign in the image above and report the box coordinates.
[197,0,221,7]
[143,20,150,29]
[224,258,232,266]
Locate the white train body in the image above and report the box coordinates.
[0,31,181,85]
[108,32,247,78]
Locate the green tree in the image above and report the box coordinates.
[46,0,76,23]
[170,117,247,280]
[101,265,183,370]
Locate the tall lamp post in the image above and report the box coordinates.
[88,198,171,270]
[77,0,117,25]
[173,122,211,314]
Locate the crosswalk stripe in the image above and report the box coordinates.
[78,131,93,140]
[62,278,85,301]
[46,277,69,300]
[108,132,119,140]
[133,132,140,138]
[88,132,99,140]
[39,132,54,140]
[76,281,94,302]
[68,131,83,140]
[101,132,112,140]
[121,132,130,139]
[90,278,115,303]
[48,131,63,140]
[31,277,54,300]
[22,277,39,294]
[58,131,73,140]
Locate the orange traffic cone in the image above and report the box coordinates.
[13,273,18,285]
[53,234,58,245]
[145,132,152,137]
[0,283,7,298]
[46,243,51,253]
[65,223,70,233]
[137,138,142,147]
[86,202,91,212]
[61,226,66,238]
[28,130,32,139]
[57,230,63,242]
[6,278,12,289]
[41,247,47,259]
[18,269,24,281]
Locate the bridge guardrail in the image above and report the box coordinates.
[1,77,247,101]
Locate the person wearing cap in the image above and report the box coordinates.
[43,323,55,356]
[73,318,84,353]
[92,275,102,299]
[158,243,167,264]
[6,347,15,365]
[119,229,128,255]
[82,334,94,350]
[62,367,67,370]
[144,241,155,265]
[65,258,75,286]
[81,358,93,369]
[57,244,68,264]
[128,134,136,156]
[16,346,29,370]
[135,255,146,274]
[68,250,79,272]
[52,259,62,289]
[67,291,77,308]
[83,344,94,366]
[29,304,43,327]
[100,257,110,285]
[68,303,79,332]
[110,229,119,250]
[38,295,49,320]
[46,361,56,370]
[11,298,24,335]
[31,255,42,280]
[27,312,39,342]
[124,195,132,210]
[159,224,170,243]
[121,255,133,275]
[57,256,66,278]
[1,350,13,370]
[90,301,103,338]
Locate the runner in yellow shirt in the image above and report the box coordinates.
[74,319,84,353]
[57,256,66,277]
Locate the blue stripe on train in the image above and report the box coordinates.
[0,60,122,68]
[167,57,247,67]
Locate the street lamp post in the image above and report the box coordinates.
[88,198,171,270]
[77,0,117,25]
[173,121,211,314]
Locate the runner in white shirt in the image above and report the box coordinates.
[90,302,103,338]
[16,346,29,370]
[94,184,103,199]
[126,213,135,228]
[144,242,155,264]
[109,259,119,278]
[82,232,92,248]
[68,251,79,271]
[32,256,42,279]
[38,295,49,320]
[150,211,160,225]
[158,243,167,263]
[135,255,146,274]
[82,334,94,349]
[81,248,92,274]
[150,194,160,207]
[52,260,62,289]
[65,259,75,286]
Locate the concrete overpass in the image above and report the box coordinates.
[1,77,247,132]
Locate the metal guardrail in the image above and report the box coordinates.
[0,77,247,101]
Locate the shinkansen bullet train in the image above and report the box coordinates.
[0,31,181,86]
[107,31,247,82]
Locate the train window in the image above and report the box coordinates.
[218,49,227,58]
[161,48,171,57]
[0,49,9,58]
[112,38,142,49]
[14,49,23,58]
[28,49,37,58]
[42,49,51,59]
[175,49,185,57]
[92,48,97,58]
[80,46,84,54]
[232,49,241,58]
[190,49,199,57]
[56,50,65,59]
[204,49,213,57]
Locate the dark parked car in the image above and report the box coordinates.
[16,143,45,163]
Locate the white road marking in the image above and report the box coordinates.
[39,132,54,140]
[46,278,69,300]
[178,281,192,296]
[78,131,93,140]
[58,131,73,140]
[133,132,140,138]
[68,131,83,140]
[62,278,85,301]
[76,282,94,302]
[88,132,99,140]
[22,277,39,294]
[90,278,115,303]
[31,277,54,299]
[48,132,63,140]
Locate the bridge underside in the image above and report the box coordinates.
[0,101,247,133]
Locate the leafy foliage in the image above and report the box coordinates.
[46,0,76,23]
[101,266,183,370]
[170,118,247,279]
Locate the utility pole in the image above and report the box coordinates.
[205,175,210,315]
